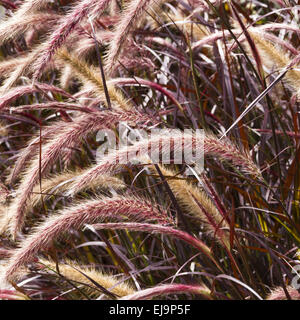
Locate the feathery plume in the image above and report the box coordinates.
[119,283,212,300]
[0,289,28,300]
[108,0,120,15]
[0,57,36,93]
[3,110,152,238]
[7,0,51,17]
[266,286,300,300]
[8,102,94,114]
[8,108,149,185]
[150,166,230,247]
[68,131,260,197]
[7,123,66,184]
[1,195,170,283]
[0,56,30,79]
[36,259,135,298]
[0,43,56,92]
[105,0,156,75]
[28,169,126,211]
[165,11,209,41]
[0,13,59,45]
[0,182,9,203]
[0,0,52,48]
[32,0,111,80]
[59,65,73,90]
[0,83,73,110]
[56,48,132,111]
[246,29,300,95]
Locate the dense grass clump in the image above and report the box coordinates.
[0,0,300,300]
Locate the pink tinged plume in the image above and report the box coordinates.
[0,83,73,110]
[0,182,9,202]
[266,286,300,300]
[105,0,154,75]
[68,131,260,196]
[32,0,111,80]
[119,283,212,300]
[1,196,171,283]
[4,110,152,238]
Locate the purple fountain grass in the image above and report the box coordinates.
[229,25,299,55]
[108,77,222,122]
[7,0,52,17]
[256,32,299,56]
[0,56,32,79]
[0,13,60,45]
[104,0,155,75]
[0,120,8,137]
[8,102,95,114]
[0,42,66,92]
[68,130,260,197]
[0,289,28,300]
[0,7,113,92]
[0,181,9,203]
[0,0,296,300]
[119,283,212,300]
[73,32,155,72]
[32,0,112,80]
[0,0,52,43]
[192,29,235,51]
[108,38,156,72]
[258,23,300,36]
[0,83,73,110]
[92,222,212,257]
[3,110,153,238]
[0,54,39,93]
[0,121,8,138]
[28,170,126,212]
[56,48,133,111]
[150,166,230,248]
[36,259,136,297]
[59,65,73,90]
[266,286,300,300]
[192,23,300,53]
[1,195,171,283]
[205,134,261,177]
[7,107,150,184]
[7,121,67,184]
[246,29,300,96]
